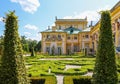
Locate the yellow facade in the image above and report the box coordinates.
[90,1,120,52]
[41,1,120,55]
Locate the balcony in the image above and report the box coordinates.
[45,37,62,41]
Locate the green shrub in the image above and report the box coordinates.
[30,76,56,84]
[92,11,118,84]
[30,79,45,84]
[0,11,28,84]
[31,47,35,56]
[64,76,92,84]
[73,78,91,84]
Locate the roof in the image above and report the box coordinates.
[56,19,87,22]
[82,27,91,32]
[41,29,65,33]
[41,26,92,34]
[110,1,120,12]
[64,26,81,34]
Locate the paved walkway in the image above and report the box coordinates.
[56,75,64,84]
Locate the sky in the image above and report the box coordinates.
[0,0,119,41]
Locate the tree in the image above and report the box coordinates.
[0,11,29,84]
[28,39,37,52]
[35,41,41,52]
[0,36,4,56]
[92,11,118,84]
[21,36,29,52]
[52,46,55,55]
[31,47,35,56]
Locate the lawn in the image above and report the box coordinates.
[25,54,95,77]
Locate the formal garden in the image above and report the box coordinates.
[24,53,120,84]
[0,10,119,84]
[26,53,94,84]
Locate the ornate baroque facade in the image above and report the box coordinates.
[41,1,120,55]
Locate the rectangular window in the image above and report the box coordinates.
[74,36,77,40]
[58,47,61,54]
[58,35,61,38]
[47,35,50,39]
[46,47,50,53]
[59,26,61,29]
[85,35,89,38]
[74,46,78,52]
[67,36,70,40]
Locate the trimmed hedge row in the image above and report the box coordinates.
[52,69,87,75]
[29,75,56,84]
[73,78,91,84]
[30,79,45,84]
[64,76,92,84]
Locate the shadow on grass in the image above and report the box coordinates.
[30,79,45,84]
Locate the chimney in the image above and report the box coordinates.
[90,21,93,27]
[55,16,57,20]
[48,26,50,30]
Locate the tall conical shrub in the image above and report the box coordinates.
[0,11,29,84]
[31,47,35,56]
[92,11,118,84]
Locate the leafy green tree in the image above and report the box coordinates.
[28,39,37,52]
[0,11,29,84]
[92,11,118,84]
[21,36,29,52]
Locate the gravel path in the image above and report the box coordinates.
[56,65,81,84]
[23,54,30,56]
[40,58,74,60]
[65,64,81,71]
[56,75,64,84]
[83,72,93,76]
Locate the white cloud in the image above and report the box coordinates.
[24,24,38,30]
[30,33,41,41]
[63,5,111,22]
[97,5,111,12]
[24,32,31,36]
[51,23,55,26]
[63,11,100,22]
[10,0,40,14]
[0,17,3,22]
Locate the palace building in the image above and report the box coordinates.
[41,1,120,55]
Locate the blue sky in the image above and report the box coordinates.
[0,0,119,41]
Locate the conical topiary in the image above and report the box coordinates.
[31,47,35,56]
[0,11,29,84]
[92,11,118,84]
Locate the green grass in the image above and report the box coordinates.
[64,76,92,84]
[25,54,95,76]
[24,55,120,84]
[23,54,120,83]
